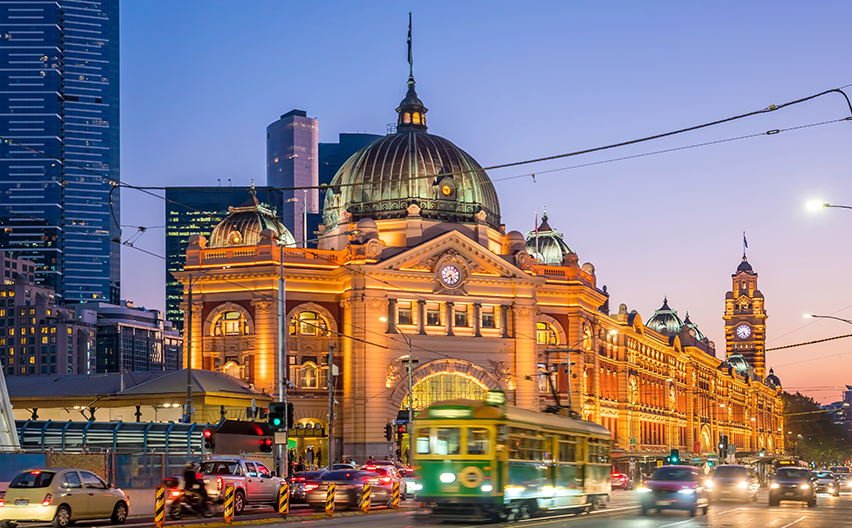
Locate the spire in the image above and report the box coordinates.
[396,13,428,132]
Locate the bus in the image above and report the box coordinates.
[412,391,612,521]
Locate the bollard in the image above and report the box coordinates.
[223,484,235,524]
[278,481,289,518]
[360,482,371,513]
[154,485,165,528]
[325,482,336,516]
[391,481,400,510]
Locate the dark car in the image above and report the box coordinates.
[305,470,391,511]
[638,465,709,517]
[611,472,633,490]
[288,471,324,504]
[707,465,759,503]
[813,471,840,497]
[769,468,816,507]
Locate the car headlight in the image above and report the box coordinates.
[409,483,423,491]
[770,483,779,489]
[637,487,652,493]
[439,473,456,483]
[738,481,748,489]
[481,484,493,492]
[678,488,696,495]
[800,484,810,490]
[705,479,714,487]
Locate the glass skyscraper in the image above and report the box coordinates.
[0,1,120,303]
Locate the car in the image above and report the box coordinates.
[812,471,840,497]
[0,469,129,528]
[769,468,817,507]
[363,465,407,499]
[611,472,633,490]
[706,465,759,503]
[167,458,284,515]
[638,465,709,517]
[287,471,325,504]
[305,470,391,511]
[836,474,852,492]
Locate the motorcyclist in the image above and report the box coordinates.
[183,462,209,511]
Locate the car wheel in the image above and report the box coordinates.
[702,505,709,515]
[52,505,71,528]
[808,497,817,508]
[168,502,181,520]
[110,502,128,525]
[689,505,697,517]
[234,490,245,515]
[834,490,840,497]
[640,506,647,515]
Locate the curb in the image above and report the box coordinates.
[164,507,420,528]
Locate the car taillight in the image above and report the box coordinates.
[405,468,414,474]
[365,466,376,470]
[380,477,391,483]
[293,477,306,481]
[216,477,223,491]
[0,498,5,507]
[304,484,319,492]
[170,489,181,498]
[42,494,52,507]
[196,473,203,481]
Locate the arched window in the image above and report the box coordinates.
[403,112,411,124]
[289,311,329,336]
[213,311,248,336]
[412,112,421,125]
[536,322,558,346]
[300,363,318,389]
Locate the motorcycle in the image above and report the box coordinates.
[168,487,214,519]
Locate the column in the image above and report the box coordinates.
[417,300,426,335]
[386,298,397,334]
[500,305,509,338]
[473,303,481,337]
[445,301,454,336]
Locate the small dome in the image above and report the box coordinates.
[525,209,574,265]
[726,354,750,375]
[209,191,295,248]
[506,230,526,252]
[737,256,753,273]
[646,297,685,335]
[683,312,707,341]
[765,368,782,388]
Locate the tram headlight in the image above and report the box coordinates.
[439,473,456,484]
[481,484,493,493]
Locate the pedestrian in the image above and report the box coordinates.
[368,455,375,464]
[295,458,305,473]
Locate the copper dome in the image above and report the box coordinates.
[209,192,295,248]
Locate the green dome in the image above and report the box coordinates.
[209,191,295,248]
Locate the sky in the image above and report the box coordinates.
[119,1,852,404]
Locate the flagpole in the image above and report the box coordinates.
[408,12,413,78]
[535,212,539,262]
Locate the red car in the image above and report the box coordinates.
[611,472,633,490]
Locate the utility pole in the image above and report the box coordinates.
[327,336,335,466]
[183,273,193,424]
[277,242,289,477]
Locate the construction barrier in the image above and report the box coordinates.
[223,484,235,524]
[278,481,289,517]
[154,485,165,528]
[391,481,400,510]
[360,482,371,513]
[325,483,336,516]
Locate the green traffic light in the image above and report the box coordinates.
[272,417,281,426]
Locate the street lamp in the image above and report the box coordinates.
[380,316,417,460]
[804,314,852,325]
[807,201,852,211]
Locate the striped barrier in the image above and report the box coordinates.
[325,483,336,516]
[154,485,165,528]
[360,482,371,513]
[278,481,289,517]
[391,481,400,510]
[223,484,235,524]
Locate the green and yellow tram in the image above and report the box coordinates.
[413,392,612,521]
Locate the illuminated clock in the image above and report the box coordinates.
[440,264,461,287]
[441,184,453,196]
[736,324,751,339]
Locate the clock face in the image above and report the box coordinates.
[736,324,751,339]
[440,265,461,286]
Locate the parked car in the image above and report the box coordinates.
[305,470,391,511]
[363,464,407,498]
[769,468,816,507]
[638,465,709,517]
[0,469,129,528]
[706,465,759,503]
[610,472,633,490]
[813,471,840,497]
[288,471,325,504]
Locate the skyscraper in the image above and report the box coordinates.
[266,110,318,246]
[0,1,120,303]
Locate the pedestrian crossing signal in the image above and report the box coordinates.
[202,427,215,452]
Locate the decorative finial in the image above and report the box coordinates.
[249,179,259,205]
[542,206,548,221]
[407,12,413,78]
[395,13,428,133]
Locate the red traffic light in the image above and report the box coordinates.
[264,438,273,446]
[397,425,405,433]
[203,429,213,438]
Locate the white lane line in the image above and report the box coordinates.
[659,520,697,528]
[516,504,640,524]
[777,517,807,528]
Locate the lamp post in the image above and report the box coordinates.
[380,316,417,461]
[804,314,852,325]
[807,201,852,211]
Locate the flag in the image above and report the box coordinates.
[743,231,748,249]
[407,13,412,66]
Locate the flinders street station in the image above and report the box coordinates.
[175,72,785,466]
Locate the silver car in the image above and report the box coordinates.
[813,471,840,497]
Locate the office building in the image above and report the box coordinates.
[164,186,283,332]
[266,110,318,246]
[0,1,121,303]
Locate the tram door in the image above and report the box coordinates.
[496,424,508,493]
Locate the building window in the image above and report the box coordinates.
[454,306,469,328]
[426,306,441,326]
[290,311,328,336]
[481,307,496,329]
[300,363,318,389]
[536,322,558,346]
[213,311,248,336]
[398,302,413,326]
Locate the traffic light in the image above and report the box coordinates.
[268,402,286,431]
[260,437,273,453]
[286,402,295,428]
[707,459,715,468]
[396,424,405,444]
[384,423,393,442]
[202,426,216,452]
[670,448,680,464]
[719,435,729,459]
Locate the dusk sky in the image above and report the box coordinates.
[120,1,852,404]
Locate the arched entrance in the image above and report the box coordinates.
[700,425,712,453]
[391,358,504,412]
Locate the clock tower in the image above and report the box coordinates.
[723,255,768,377]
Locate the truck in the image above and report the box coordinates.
[165,457,284,515]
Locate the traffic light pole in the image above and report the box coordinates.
[277,242,289,478]
[327,336,335,466]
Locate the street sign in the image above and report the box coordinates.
[630,438,636,446]
[656,460,663,467]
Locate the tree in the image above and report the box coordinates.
[782,391,852,466]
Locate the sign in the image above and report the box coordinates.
[656,460,663,467]
[630,438,636,446]
[429,408,472,419]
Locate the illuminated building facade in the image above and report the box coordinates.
[177,73,784,463]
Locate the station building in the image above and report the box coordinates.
[175,73,784,465]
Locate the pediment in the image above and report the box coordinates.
[377,231,530,280]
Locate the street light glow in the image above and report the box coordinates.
[806,200,827,211]
[803,314,813,319]
[608,329,618,336]
[379,316,388,322]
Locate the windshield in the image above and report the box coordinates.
[322,470,374,481]
[10,471,55,488]
[201,461,238,475]
[652,467,695,481]
[776,468,809,479]
[713,466,747,478]
[814,472,834,478]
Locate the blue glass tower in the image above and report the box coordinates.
[0,1,120,303]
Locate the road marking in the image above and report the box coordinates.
[659,519,698,527]
[777,517,807,528]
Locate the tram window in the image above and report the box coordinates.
[436,427,461,455]
[415,428,431,454]
[558,442,576,462]
[467,428,489,455]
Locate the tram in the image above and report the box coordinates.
[413,391,612,521]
